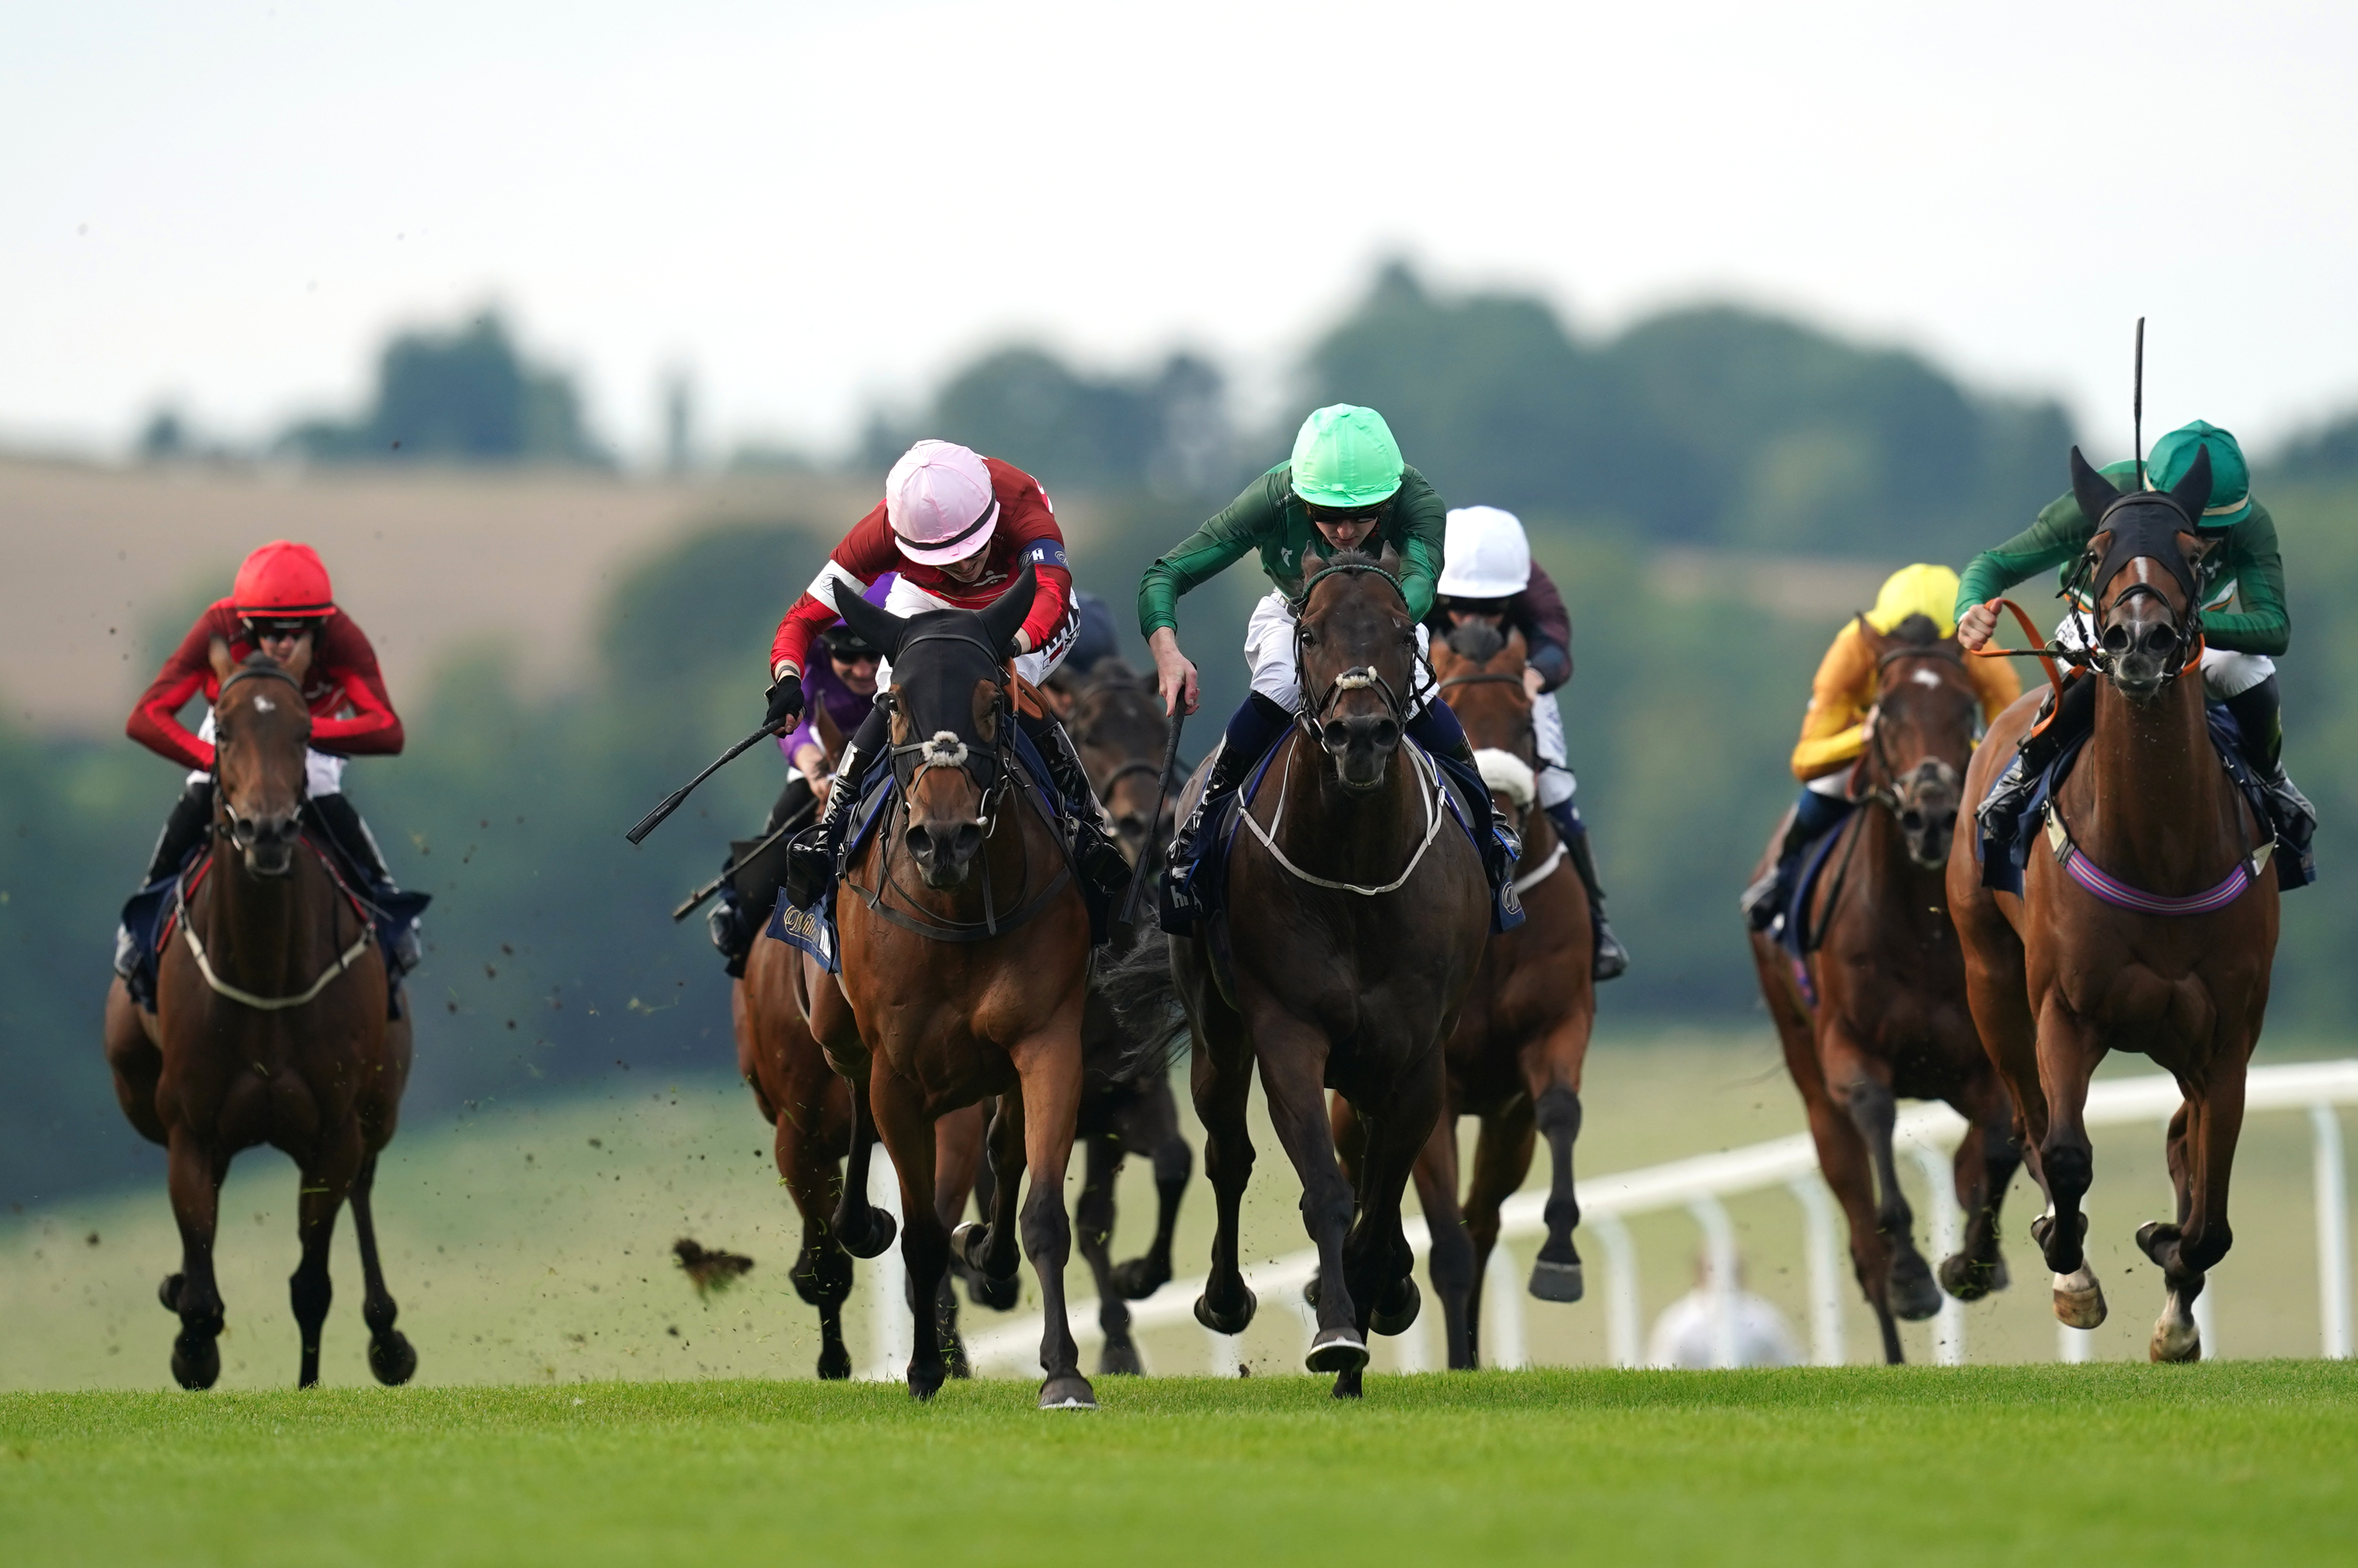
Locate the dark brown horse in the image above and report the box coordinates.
[1330,623,1595,1368]
[800,566,1100,1406]
[1748,614,2021,1364]
[1064,661,1194,1375]
[1950,448,2275,1362]
[102,642,416,1389]
[1163,546,1491,1397]
[735,926,990,1379]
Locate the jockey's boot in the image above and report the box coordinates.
[1544,799,1629,981]
[784,704,887,909]
[1168,694,1292,874]
[2224,674,2317,877]
[1404,702,1523,888]
[140,778,216,885]
[305,791,421,973]
[1975,671,2097,852]
[1742,786,1855,933]
[1017,708,1135,900]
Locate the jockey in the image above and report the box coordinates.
[1741,564,2021,932]
[1956,420,2313,874]
[1141,404,1524,923]
[706,574,893,975]
[767,439,1133,906]
[1429,504,1629,979]
[120,539,418,965]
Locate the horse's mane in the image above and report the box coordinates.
[1444,621,1507,664]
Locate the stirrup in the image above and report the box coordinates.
[780,825,838,910]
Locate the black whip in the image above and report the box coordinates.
[1118,709,1187,929]
[625,722,786,845]
[2133,316,2146,488]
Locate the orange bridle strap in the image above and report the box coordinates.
[1965,598,2065,698]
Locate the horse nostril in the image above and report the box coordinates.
[904,825,933,861]
[1370,719,1399,751]
[2102,626,2131,652]
[2146,626,2179,654]
[1901,811,1924,832]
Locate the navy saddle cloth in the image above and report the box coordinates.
[1975,705,2311,897]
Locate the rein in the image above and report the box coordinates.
[1289,560,1419,749]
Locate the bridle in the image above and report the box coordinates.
[1855,642,1969,864]
[1434,664,1540,836]
[210,660,313,843]
[1290,562,1417,749]
[2062,496,2213,686]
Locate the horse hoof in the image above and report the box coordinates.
[1938,1252,2008,1302]
[1039,1373,1097,1410]
[1193,1284,1257,1336]
[158,1274,185,1314]
[906,1363,946,1402]
[2052,1269,2108,1330]
[1305,1327,1369,1375]
[2029,1210,2090,1272]
[815,1343,853,1381]
[843,1208,898,1260]
[1330,1365,1365,1400]
[1110,1255,1172,1301]
[1370,1278,1421,1337]
[953,1223,1022,1310]
[171,1334,221,1391]
[1527,1259,1584,1303]
[1097,1337,1146,1377]
[367,1330,418,1387]
[1889,1252,1944,1321]
[2135,1221,2181,1268]
[2150,1313,2202,1363]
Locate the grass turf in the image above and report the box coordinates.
[3,1363,2353,1566]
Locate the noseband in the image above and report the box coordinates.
[210,660,313,833]
[2065,496,2212,685]
[1290,562,1416,747]
[879,629,1014,801]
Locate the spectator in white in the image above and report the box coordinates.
[1645,1249,1802,1369]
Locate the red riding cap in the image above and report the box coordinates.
[231,540,336,619]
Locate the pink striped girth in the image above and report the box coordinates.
[2041,800,2275,916]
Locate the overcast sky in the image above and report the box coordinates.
[6,0,2356,466]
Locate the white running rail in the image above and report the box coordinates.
[922,1060,2357,1377]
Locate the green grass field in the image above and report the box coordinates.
[4,1365,2354,1566]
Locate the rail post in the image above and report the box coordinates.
[867,1152,908,1381]
[1484,1242,1529,1369]
[2314,1104,2350,1358]
[1689,1197,1740,1369]
[1788,1175,1845,1366]
[1588,1213,1641,1368]
[1906,1141,1965,1366]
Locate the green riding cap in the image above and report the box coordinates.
[2147,418,2253,528]
[1289,403,1407,508]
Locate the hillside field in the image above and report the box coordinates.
[3,1364,2353,1567]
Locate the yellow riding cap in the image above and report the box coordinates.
[1865,563,1962,640]
[1789,563,2017,781]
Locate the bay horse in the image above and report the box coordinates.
[1949,446,2275,1362]
[1329,622,1595,1368]
[800,565,1100,1407]
[1159,544,1491,1397]
[101,641,416,1390]
[1065,661,1194,1375]
[1746,613,2021,1364]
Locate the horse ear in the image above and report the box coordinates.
[1376,541,1402,577]
[2167,444,2212,527]
[976,561,1038,657]
[1852,611,1885,653]
[208,637,234,682]
[828,578,908,660]
[281,632,314,684]
[1300,541,1330,580]
[2069,445,2122,527]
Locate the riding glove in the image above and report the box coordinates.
[764,674,804,729]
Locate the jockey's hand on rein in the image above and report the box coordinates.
[763,673,804,731]
[1956,599,2001,653]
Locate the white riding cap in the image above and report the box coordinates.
[887,439,1000,566]
[1437,506,1531,598]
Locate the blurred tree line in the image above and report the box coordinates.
[19,265,2358,1208]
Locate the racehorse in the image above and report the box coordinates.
[1949,447,2276,1362]
[735,927,992,1379]
[1065,661,1194,1375]
[101,641,416,1389]
[800,566,1100,1406]
[1328,622,1595,1368]
[1747,613,2020,1364]
[1153,544,1491,1397]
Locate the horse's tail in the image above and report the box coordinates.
[1092,926,1188,1081]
